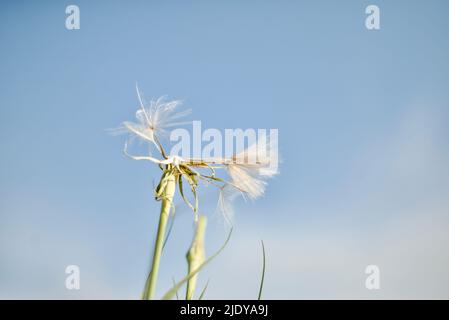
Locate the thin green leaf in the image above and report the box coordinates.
[162,204,176,250]
[190,182,199,221]
[198,279,210,300]
[161,228,233,300]
[172,277,179,300]
[179,175,196,213]
[257,240,266,300]
[142,272,151,300]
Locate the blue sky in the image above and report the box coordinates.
[1,0,449,299]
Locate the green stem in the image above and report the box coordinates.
[186,215,207,300]
[146,173,176,300]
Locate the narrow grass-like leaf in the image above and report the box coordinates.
[257,240,266,300]
[190,182,199,221]
[198,279,210,300]
[142,272,151,300]
[172,277,179,300]
[178,174,195,213]
[161,228,233,300]
[162,205,176,250]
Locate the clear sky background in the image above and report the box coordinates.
[1,0,449,299]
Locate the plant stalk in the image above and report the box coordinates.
[186,215,207,300]
[145,172,176,300]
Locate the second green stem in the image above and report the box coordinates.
[146,172,176,300]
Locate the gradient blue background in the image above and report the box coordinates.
[1,0,449,299]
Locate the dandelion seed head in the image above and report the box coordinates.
[115,85,279,223]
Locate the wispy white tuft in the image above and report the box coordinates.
[217,185,241,224]
[225,135,278,200]
[121,84,191,150]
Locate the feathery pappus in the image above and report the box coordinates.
[118,85,279,222]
